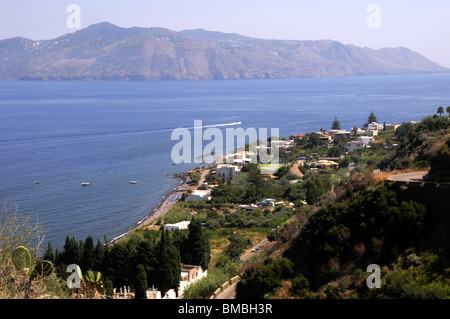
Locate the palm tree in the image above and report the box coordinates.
[447,106,450,117]
[437,106,444,117]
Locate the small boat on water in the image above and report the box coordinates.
[81,182,91,187]
[34,181,41,184]
[130,181,138,184]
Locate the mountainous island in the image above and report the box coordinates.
[0,22,448,81]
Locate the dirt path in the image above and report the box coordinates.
[290,160,304,177]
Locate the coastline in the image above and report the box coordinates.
[111,159,216,243]
[111,171,191,243]
[137,172,190,229]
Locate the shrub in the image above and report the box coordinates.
[291,274,310,298]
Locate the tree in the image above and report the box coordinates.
[368,111,378,124]
[189,172,201,185]
[82,235,95,271]
[291,274,310,297]
[43,242,55,264]
[103,243,131,288]
[61,236,81,266]
[437,106,444,117]
[305,175,331,205]
[331,116,341,130]
[93,239,106,271]
[186,218,211,270]
[155,230,181,295]
[134,264,148,299]
[447,106,450,117]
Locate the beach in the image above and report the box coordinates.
[113,166,211,241]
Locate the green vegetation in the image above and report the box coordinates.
[381,115,449,171]
[2,111,449,300]
[331,116,341,130]
[233,112,450,299]
[189,172,201,185]
[425,137,450,182]
[236,258,294,299]
[183,261,237,299]
[134,264,148,299]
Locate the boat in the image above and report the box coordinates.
[129,181,138,184]
[34,181,41,184]
[81,182,91,187]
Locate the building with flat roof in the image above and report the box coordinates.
[164,221,191,231]
[186,189,212,202]
[216,164,241,181]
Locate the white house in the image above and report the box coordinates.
[146,286,162,299]
[225,151,255,164]
[164,221,191,231]
[271,140,294,149]
[367,122,383,132]
[216,164,241,181]
[178,264,208,297]
[358,136,374,145]
[347,141,366,152]
[146,264,207,299]
[185,189,212,202]
[357,128,378,136]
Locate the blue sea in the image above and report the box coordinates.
[1,74,450,249]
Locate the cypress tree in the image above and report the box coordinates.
[82,235,95,271]
[134,264,148,299]
[43,242,55,264]
[134,239,157,288]
[93,239,105,271]
[186,218,211,270]
[104,244,131,288]
[155,230,180,295]
[62,236,81,266]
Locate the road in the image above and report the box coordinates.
[215,281,238,299]
[215,238,269,299]
[241,238,269,261]
[386,171,428,182]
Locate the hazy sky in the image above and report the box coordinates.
[1,0,449,67]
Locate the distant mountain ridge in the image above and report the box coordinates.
[0,22,448,81]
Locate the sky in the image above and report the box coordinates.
[0,0,449,67]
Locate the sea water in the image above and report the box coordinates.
[1,74,449,249]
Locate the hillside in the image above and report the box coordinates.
[234,115,450,299]
[0,22,448,81]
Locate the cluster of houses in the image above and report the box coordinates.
[179,121,400,202]
[293,121,400,154]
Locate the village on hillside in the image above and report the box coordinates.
[122,113,406,299]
